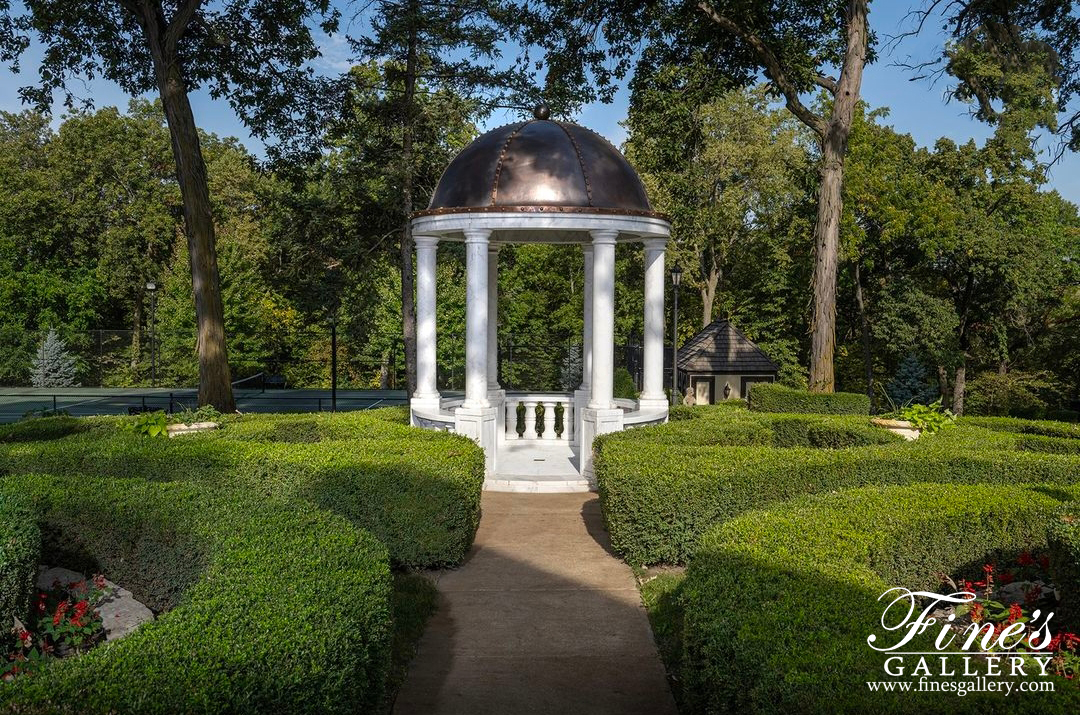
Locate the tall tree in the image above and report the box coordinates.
[348,0,535,393]
[0,1,341,410]
[521,0,872,392]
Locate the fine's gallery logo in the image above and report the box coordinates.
[864,587,1060,695]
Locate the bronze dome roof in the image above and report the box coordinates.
[419,115,657,217]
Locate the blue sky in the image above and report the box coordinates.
[1,2,1077,205]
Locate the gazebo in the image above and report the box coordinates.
[409,106,672,487]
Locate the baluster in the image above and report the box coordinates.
[506,401,517,440]
[542,401,556,439]
[565,401,574,441]
[524,400,537,440]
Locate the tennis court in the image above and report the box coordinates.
[0,384,409,423]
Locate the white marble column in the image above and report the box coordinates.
[487,244,501,393]
[580,245,594,392]
[580,229,624,478]
[411,235,440,413]
[463,228,491,408]
[456,227,498,475]
[639,238,668,408]
[589,230,617,409]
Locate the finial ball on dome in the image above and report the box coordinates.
[533,104,551,120]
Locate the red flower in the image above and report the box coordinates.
[92,574,106,590]
[52,600,69,626]
[1019,551,1035,567]
[1038,554,1050,570]
[16,630,32,648]
[971,603,985,623]
[1009,603,1023,624]
[1065,633,1080,651]
[999,570,1015,585]
[72,601,89,619]
[1048,634,1063,652]
[984,563,995,575]
[1025,585,1043,605]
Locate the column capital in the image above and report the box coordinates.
[590,229,619,245]
[463,228,492,245]
[414,234,440,249]
[642,237,666,252]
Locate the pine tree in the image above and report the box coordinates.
[885,354,937,407]
[31,329,78,388]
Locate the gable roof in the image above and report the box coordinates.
[677,320,779,374]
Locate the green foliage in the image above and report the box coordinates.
[1049,509,1080,626]
[965,370,1058,418]
[171,404,223,426]
[0,410,483,567]
[891,399,957,434]
[680,483,1080,713]
[748,382,870,415]
[613,367,638,400]
[0,493,39,651]
[595,409,1080,565]
[883,354,938,406]
[30,328,78,388]
[965,417,1080,440]
[119,410,168,438]
[0,474,392,714]
[1016,435,1080,456]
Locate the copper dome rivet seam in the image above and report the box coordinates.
[553,121,593,207]
[489,121,529,206]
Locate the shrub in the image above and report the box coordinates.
[1049,507,1080,627]
[1016,435,1080,455]
[966,416,1080,440]
[0,474,393,714]
[0,493,39,651]
[1047,409,1080,423]
[681,483,1080,714]
[748,382,869,415]
[595,435,1080,565]
[614,367,639,400]
[0,410,484,568]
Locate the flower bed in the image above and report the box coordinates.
[679,483,1080,713]
[0,474,392,714]
[0,409,483,568]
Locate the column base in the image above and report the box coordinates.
[410,395,443,425]
[636,395,670,411]
[455,405,498,475]
[579,407,624,479]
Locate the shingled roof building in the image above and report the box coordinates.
[677,320,778,404]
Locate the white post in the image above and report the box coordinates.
[463,229,490,408]
[411,235,440,417]
[639,238,668,409]
[573,245,594,447]
[580,245,594,392]
[487,244,500,392]
[580,229,624,480]
[455,227,497,475]
[589,230,617,409]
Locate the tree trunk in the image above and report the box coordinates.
[700,264,720,329]
[853,261,873,405]
[808,0,868,393]
[155,61,234,410]
[399,17,419,395]
[952,361,967,416]
[937,365,951,408]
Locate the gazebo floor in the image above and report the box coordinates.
[484,441,591,493]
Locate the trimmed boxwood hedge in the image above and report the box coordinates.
[747,382,870,415]
[604,405,900,449]
[965,416,1080,440]
[680,483,1080,714]
[0,410,483,568]
[595,433,1080,565]
[0,492,38,651]
[0,474,392,714]
[1050,507,1080,626]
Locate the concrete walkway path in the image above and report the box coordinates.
[393,492,677,715]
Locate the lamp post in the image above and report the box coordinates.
[670,264,682,405]
[145,281,158,387]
